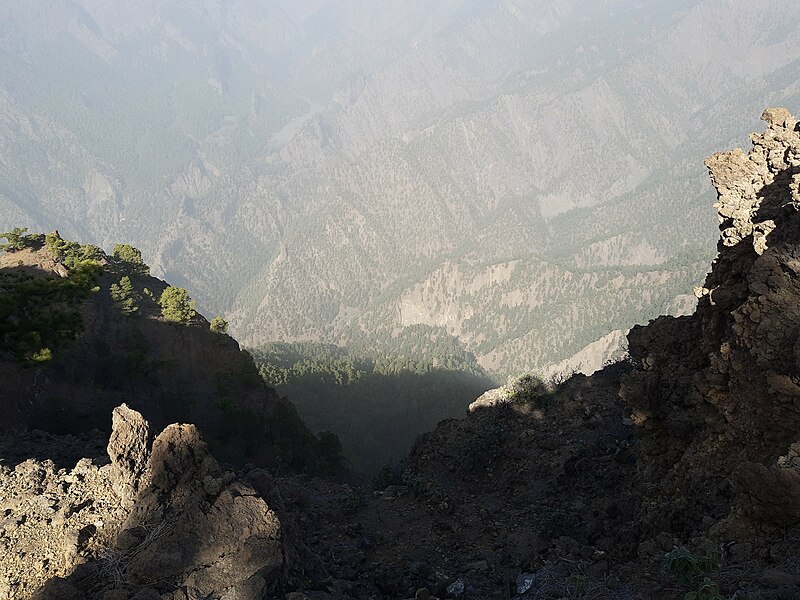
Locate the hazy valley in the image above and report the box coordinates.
[3,1,800,381]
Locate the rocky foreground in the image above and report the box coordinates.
[1,405,289,599]
[3,109,800,599]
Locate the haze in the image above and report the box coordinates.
[1,0,799,378]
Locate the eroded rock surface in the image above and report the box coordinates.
[107,404,150,506]
[0,406,291,600]
[622,108,800,536]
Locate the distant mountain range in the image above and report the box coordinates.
[2,0,800,375]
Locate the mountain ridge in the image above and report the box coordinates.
[4,1,799,376]
[0,230,342,474]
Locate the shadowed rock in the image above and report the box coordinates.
[15,408,292,600]
[621,108,800,535]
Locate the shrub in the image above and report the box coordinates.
[45,232,105,268]
[662,546,719,586]
[0,261,99,362]
[684,578,724,600]
[1,227,33,252]
[210,316,229,334]
[500,373,553,404]
[30,348,53,362]
[158,286,196,323]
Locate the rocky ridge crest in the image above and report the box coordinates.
[621,107,800,534]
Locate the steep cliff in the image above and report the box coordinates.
[622,107,800,535]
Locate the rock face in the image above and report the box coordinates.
[622,108,800,533]
[100,423,286,600]
[0,405,291,600]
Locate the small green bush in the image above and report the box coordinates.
[210,316,229,334]
[500,373,553,404]
[30,348,53,362]
[684,578,724,600]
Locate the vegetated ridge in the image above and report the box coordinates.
[0,232,342,473]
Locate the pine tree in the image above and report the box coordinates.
[210,316,229,334]
[110,276,140,315]
[0,227,31,252]
[112,243,150,275]
[159,286,196,323]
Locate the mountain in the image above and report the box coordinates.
[2,1,800,375]
[6,108,800,599]
[0,230,341,473]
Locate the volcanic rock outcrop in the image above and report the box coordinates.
[621,108,800,537]
[1,405,291,600]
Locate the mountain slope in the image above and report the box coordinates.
[0,231,340,473]
[10,110,800,599]
[2,1,800,375]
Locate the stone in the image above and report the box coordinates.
[762,108,794,128]
[468,388,510,412]
[445,579,465,599]
[760,568,800,588]
[516,573,536,594]
[107,404,150,505]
